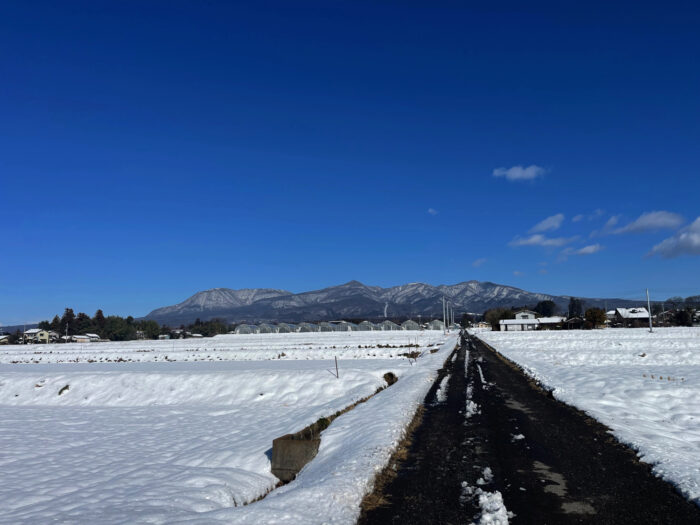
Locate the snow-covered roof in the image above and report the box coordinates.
[500,319,539,325]
[24,328,42,334]
[538,316,566,324]
[84,333,100,338]
[616,307,649,319]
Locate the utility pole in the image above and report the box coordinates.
[442,297,446,334]
[646,289,653,333]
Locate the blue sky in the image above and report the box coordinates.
[2,1,699,324]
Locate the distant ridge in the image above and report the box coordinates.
[144,280,641,325]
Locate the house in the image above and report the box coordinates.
[24,328,50,343]
[514,310,537,320]
[565,317,585,330]
[401,320,421,331]
[499,318,538,331]
[158,334,170,340]
[84,333,101,342]
[72,334,91,343]
[615,307,650,328]
[0,335,10,345]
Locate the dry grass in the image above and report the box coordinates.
[359,404,425,513]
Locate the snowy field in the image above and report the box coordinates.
[475,327,700,507]
[0,331,441,364]
[0,331,459,524]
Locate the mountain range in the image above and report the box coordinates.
[143,280,642,326]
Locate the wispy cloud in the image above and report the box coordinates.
[492,165,545,181]
[649,217,700,258]
[513,270,523,276]
[612,211,683,234]
[529,213,564,233]
[427,208,438,216]
[558,244,604,262]
[509,234,577,247]
[590,214,620,237]
[574,209,604,223]
[575,244,603,255]
[472,258,487,267]
[539,268,548,274]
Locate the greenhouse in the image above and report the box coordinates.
[257,323,276,334]
[297,322,319,333]
[318,322,335,332]
[276,323,295,333]
[377,320,401,331]
[357,321,376,331]
[427,320,445,331]
[401,320,421,331]
[234,324,259,335]
[334,321,358,332]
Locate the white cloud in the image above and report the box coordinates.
[650,217,700,258]
[513,270,523,276]
[572,214,584,223]
[605,215,620,228]
[472,258,487,267]
[492,165,545,181]
[613,211,683,234]
[427,208,438,216]
[539,268,548,275]
[529,213,564,233]
[509,234,577,247]
[575,244,603,255]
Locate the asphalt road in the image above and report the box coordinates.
[359,334,700,524]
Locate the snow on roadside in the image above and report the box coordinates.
[181,334,460,524]
[476,327,700,506]
[436,374,450,402]
[0,332,460,524]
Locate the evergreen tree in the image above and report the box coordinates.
[93,309,106,332]
[534,300,557,317]
[50,315,61,332]
[60,308,76,335]
[568,298,583,318]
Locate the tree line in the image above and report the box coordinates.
[29,310,234,342]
